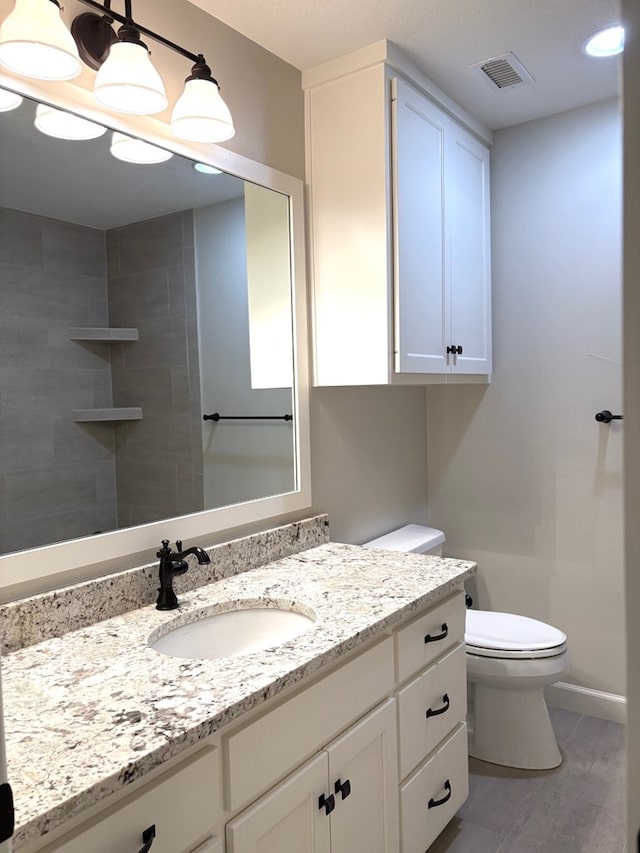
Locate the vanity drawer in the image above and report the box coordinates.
[395,590,465,684]
[397,643,467,779]
[224,636,394,811]
[42,747,220,853]
[399,723,469,853]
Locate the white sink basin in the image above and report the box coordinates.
[150,605,315,660]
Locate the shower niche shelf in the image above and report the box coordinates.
[73,408,143,423]
[69,327,139,342]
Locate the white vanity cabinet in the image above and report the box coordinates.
[304,56,491,386]
[226,699,398,853]
[24,588,470,853]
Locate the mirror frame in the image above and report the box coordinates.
[0,71,311,596]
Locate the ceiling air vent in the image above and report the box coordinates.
[471,52,535,91]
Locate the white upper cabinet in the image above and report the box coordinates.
[305,47,492,385]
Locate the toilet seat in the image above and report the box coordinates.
[466,610,567,660]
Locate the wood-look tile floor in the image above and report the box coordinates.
[428,708,626,853]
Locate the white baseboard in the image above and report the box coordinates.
[545,681,627,724]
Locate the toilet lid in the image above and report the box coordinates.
[466,610,567,660]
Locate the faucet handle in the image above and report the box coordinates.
[175,540,183,553]
[157,539,172,558]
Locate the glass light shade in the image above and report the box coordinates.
[171,78,235,143]
[0,87,22,111]
[35,103,106,140]
[0,0,81,80]
[94,41,167,115]
[585,25,624,57]
[110,131,173,164]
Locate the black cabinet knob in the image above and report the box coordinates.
[334,778,351,800]
[318,793,335,815]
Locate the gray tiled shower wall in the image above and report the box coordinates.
[106,210,203,528]
[0,206,203,555]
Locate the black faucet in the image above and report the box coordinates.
[156,539,211,610]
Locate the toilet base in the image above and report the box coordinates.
[469,683,562,770]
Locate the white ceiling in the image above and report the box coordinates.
[188,0,621,130]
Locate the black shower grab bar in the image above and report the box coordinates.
[203,412,293,422]
[595,410,624,424]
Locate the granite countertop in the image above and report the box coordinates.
[2,542,475,849]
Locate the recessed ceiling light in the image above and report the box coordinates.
[194,162,222,175]
[585,26,624,57]
[110,132,173,164]
[0,86,21,111]
[35,103,106,140]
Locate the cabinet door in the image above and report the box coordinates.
[226,753,331,853]
[392,76,448,375]
[447,123,492,374]
[42,748,219,853]
[324,699,399,853]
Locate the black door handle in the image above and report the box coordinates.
[334,778,351,800]
[428,780,452,809]
[424,623,448,644]
[137,825,156,853]
[426,694,450,718]
[318,793,335,815]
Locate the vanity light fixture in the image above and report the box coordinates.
[0,0,235,139]
[0,0,82,80]
[194,162,222,175]
[35,102,107,139]
[0,87,22,111]
[585,25,624,57]
[110,130,173,164]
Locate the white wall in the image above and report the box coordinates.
[310,386,429,545]
[426,99,625,702]
[194,199,295,508]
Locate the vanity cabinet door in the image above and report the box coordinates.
[40,748,220,853]
[226,700,399,853]
[324,698,399,853]
[226,753,330,853]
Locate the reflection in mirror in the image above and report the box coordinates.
[0,92,296,558]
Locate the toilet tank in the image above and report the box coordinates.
[362,524,446,556]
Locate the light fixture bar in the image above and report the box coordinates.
[76,0,201,64]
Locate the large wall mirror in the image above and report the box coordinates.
[0,82,310,597]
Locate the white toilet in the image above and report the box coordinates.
[363,524,570,770]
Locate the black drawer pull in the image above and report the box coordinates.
[424,623,448,644]
[426,694,450,718]
[138,825,156,853]
[318,793,335,815]
[428,780,452,809]
[334,778,351,800]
